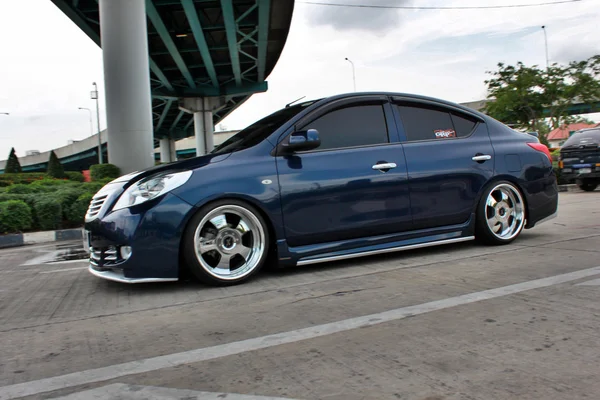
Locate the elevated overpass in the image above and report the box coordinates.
[50,0,294,173]
[460,98,600,120]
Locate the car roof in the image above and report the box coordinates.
[315,92,487,119]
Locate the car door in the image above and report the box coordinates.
[276,96,412,248]
[392,98,494,230]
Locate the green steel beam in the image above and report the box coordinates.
[170,110,186,131]
[155,98,174,131]
[181,0,219,87]
[184,116,194,130]
[51,0,100,46]
[154,81,267,98]
[149,59,174,91]
[236,4,257,23]
[257,0,270,81]
[220,0,242,86]
[146,0,196,88]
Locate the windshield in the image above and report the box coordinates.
[562,129,600,149]
[211,101,318,155]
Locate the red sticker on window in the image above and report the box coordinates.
[434,129,456,138]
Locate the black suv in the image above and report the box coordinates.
[559,128,600,191]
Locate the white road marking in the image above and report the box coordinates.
[52,383,294,400]
[20,250,62,266]
[39,267,87,274]
[575,277,600,286]
[1,266,599,400]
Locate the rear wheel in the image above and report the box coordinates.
[182,200,269,285]
[476,181,526,245]
[578,183,598,192]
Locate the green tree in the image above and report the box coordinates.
[46,151,65,179]
[4,148,22,173]
[484,55,600,144]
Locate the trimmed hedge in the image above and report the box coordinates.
[0,173,48,186]
[34,198,62,230]
[0,200,32,233]
[90,164,120,181]
[67,193,93,224]
[65,171,84,182]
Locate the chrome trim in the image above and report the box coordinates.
[297,236,475,266]
[472,155,492,161]
[88,265,178,283]
[534,211,558,226]
[372,162,397,170]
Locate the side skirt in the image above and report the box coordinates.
[297,235,474,266]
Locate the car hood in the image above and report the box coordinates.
[110,152,232,185]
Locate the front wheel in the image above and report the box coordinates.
[578,183,598,192]
[182,200,269,285]
[476,181,526,245]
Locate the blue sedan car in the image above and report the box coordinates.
[84,93,558,285]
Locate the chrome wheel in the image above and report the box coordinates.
[485,183,525,241]
[193,205,266,281]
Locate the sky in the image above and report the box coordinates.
[1,0,599,159]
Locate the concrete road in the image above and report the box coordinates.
[1,192,600,400]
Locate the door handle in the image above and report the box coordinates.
[472,154,492,162]
[372,162,397,171]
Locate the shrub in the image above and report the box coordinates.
[46,151,65,179]
[34,198,62,230]
[90,164,120,181]
[67,193,93,224]
[0,200,32,233]
[4,184,36,194]
[4,148,22,174]
[50,188,86,219]
[65,171,84,182]
[0,173,47,186]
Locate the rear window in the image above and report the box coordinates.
[562,129,600,148]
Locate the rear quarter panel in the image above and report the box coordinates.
[486,119,558,227]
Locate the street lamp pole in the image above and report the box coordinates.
[541,25,549,70]
[91,82,103,164]
[345,57,356,92]
[78,107,94,138]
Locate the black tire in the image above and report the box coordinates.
[578,183,598,192]
[182,199,270,286]
[475,181,526,245]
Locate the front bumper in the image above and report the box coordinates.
[84,192,194,283]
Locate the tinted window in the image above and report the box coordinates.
[211,101,318,155]
[451,113,478,137]
[396,105,454,142]
[302,105,389,151]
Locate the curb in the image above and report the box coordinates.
[557,184,581,193]
[0,228,82,249]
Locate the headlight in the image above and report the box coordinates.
[112,170,192,211]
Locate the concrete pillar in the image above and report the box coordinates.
[203,99,214,153]
[99,0,154,174]
[194,111,206,157]
[159,138,171,163]
[170,139,177,162]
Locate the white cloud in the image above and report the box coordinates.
[1,0,599,160]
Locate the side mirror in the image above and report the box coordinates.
[282,129,321,153]
[527,131,539,138]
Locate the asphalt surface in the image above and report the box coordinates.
[1,191,600,400]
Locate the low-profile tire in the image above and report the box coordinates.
[476,181,526,245]
[182,199,270,286]
[578,183,598,192]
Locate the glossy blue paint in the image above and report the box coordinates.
[85,92,558,282]
[398,123,495,230]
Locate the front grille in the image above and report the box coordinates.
[90,246,123,268]
[86,194,108,219]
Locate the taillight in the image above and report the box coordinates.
[558,161,564,168]
[527,142,552,163]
